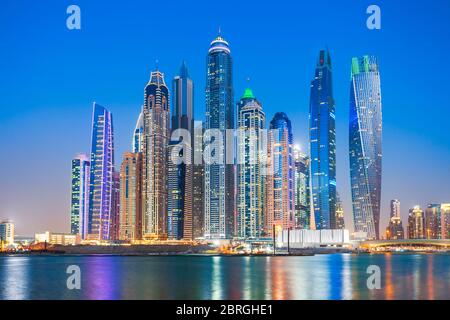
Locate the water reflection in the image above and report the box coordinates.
[0,256,30,299]
[0,254,448,300]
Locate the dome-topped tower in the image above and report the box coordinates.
[208,35,231,54]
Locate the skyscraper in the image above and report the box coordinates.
[266,112,295,237]
[119,152,142,241]
[87,103,115,241]
[168,62,194,240]
[293,145,310,229]
[335,192,345,230]
[408,205,425,239]
[386,199,404,240]
[142,70,170,240]
[192,121,205,239]
[441,203,450,239]
[349,56,382,240]
[425,204,441,239]
[309,49,337,230]
[70,153,90,238]
[132,110,144,153]
[110,171,121,240]
[204,35,234,239]
[236,88,266,239]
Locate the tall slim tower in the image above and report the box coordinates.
[309,49,337,230]
[266,112,295,237]
[109,171,121,240]
[142,70,170,240]
[236,88,266,239]
[349,56,382,240]
[119,152,142,240]
[87,103,115,241]
[70,153,90,238]
[204,35,234,239]
[168,62,195,240]
[386,199,404,240]
[293,146,310,229]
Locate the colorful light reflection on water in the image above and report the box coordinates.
[0,254,448,300]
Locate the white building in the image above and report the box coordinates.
[0,220,15,246]
[276,229,350,248]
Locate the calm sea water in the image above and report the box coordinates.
[0,253,448,300]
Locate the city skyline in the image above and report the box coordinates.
[1,0,450,236]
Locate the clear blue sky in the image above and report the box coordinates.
[1,0,449,235]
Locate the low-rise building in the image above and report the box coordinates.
[35,231,80,245]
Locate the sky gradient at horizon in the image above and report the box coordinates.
[1,0,449,236]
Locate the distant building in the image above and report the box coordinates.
[408,206,425,239]
[335,192,345,229]
[119,152,143,241]
[70,153,90,238]
[349,56,382,240]
[425,204,441,239]
[35,231,80,245]
[87,103,115,241]
[132,110,144,153]
[0,220,14,246]
[293,146,310,229]
[386,199,404,240]
[441,203,450,239]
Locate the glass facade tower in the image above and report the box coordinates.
[236,88,266,239]
[266,112,295,237]
[70,153,90,238]
[142,70,170,240]
[87,103,115,241]
[168,62,194,240]
[309,49,337,230]
[349,55,382,240]
[204,35,235,239]
[293,146,310,229]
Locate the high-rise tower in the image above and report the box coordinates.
[204,35,234,239]
[293,146,310,229]
[142,70,170,240]
[236,88,266,239]
[266,112,295,237]
[70,153,90,238]
[119,152,142,241]
[309,49,337,230]
[168,62,195,240]
[87,103,115,241]
[349,56,382,240]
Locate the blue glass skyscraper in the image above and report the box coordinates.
[349,55,382,240]
[87,102,115,241]
[132,110,144,153]
[168,62,194,240]
[70,153,90,238]
[309,49,337,230]
[204,35,234,239]
[70,154,91,239]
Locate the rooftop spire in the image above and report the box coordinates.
[242,88,255,99]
